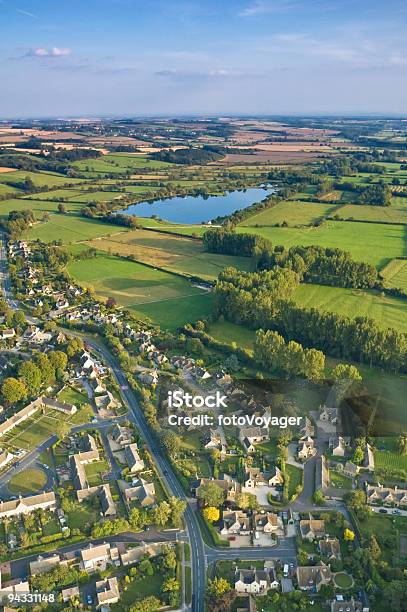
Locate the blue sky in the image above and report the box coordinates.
[1,0,407,117]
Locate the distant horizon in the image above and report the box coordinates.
[2,112,407,122]
[1,0,406,117]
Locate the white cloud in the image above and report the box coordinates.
[27,47,71,58]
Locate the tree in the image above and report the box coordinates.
[160,431,181,459]
[106,296,117,309]
[139,559,154,576]
[130,596,162,612]
[344,528,355,541]
[57,203,66,214]
[151,501,171,527]
[369,534,381,561]
[313,490,325,505]
[203,506,220,522]
[197,482,225,507]
[332,364,362,381]
[353,446,364,465]
[397,435,407,455]
[168,496,186,528]
[1,377,27,403]
[49,350,68,371]
[206,577,232,598]
[18,360,42,395]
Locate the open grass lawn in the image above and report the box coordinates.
[240,200,339,227]
[114,573,163,609]
[84,459,111,486]
[286,463,303,498]
[8,468,47,494]
[26,213,128,243]
[23,188,86,201]
[333,572,353,588]
[335,203,407,225]
[208,320,256,349]
[329,470,352,489]
[66,190,129,203]
[381,258,407,291]
[237,220,407,269]
[3,411,59,450]
[58,385,89,407]
[0,170,85,188]
[68,251,213,328]
[42,518,61,537]
[67,503,99,531]
[0,197,85,218]
[294,283,407,333]
[86,228,255,281]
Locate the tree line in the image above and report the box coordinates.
[214,267,407,372]
[203,228,378,289]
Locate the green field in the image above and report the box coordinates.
[0,170,85,188]
[71,153,172,174]
[208,319,256,349]
[26,213,128,243]
[335,203,407,225]
[237,220,407,269]
[240,200,339,227]
[294,283,407,332]
[0,197,85,217]
[8,468,47,494]
[68,252,213,328]
[86,228,255,281]
[381,258,407,290]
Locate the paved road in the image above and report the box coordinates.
[85,339,206,612]
[0,436,57,496]
[205,536,297,565]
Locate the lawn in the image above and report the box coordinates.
[208,320,256,349]
[240,200,339,227]
[329,470,352,490]
[237,220,407,269]
[67,503,99,531]
[84,459,111,486]
[86,228,255,280]
[294,283,407,333]
[0,197,84,218]
[68,251,213,328]
[0,170,86,188]
[26,213,128,243]
[286,464,303,499]
[58,385,89,407]
[114,573,163,609]
[8,468,47,494]
[381,258,407,291]
[335,203,407,225]
[333,572,353,588]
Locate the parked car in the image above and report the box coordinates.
[86,595,93,605]
[228,536,236,541]
[378,508,388,513]
[392,509,402,515]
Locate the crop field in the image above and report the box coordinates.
[0,170,85,188]
[237,220,407,269]
[240,200,339,227]
[23,188,86,200]
[295,283,407,332]
[68,252,213,328]
[65,190,129,203]
[86,228,255,280]
[380,258,407,291]
[0,197,88,218]
[374,449,407,472]
[334,203,407,224]
[26,213,128,243]
[71,153,173,174]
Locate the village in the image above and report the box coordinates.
[0,237,404,611]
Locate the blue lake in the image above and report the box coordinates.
[118,186,273,224]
